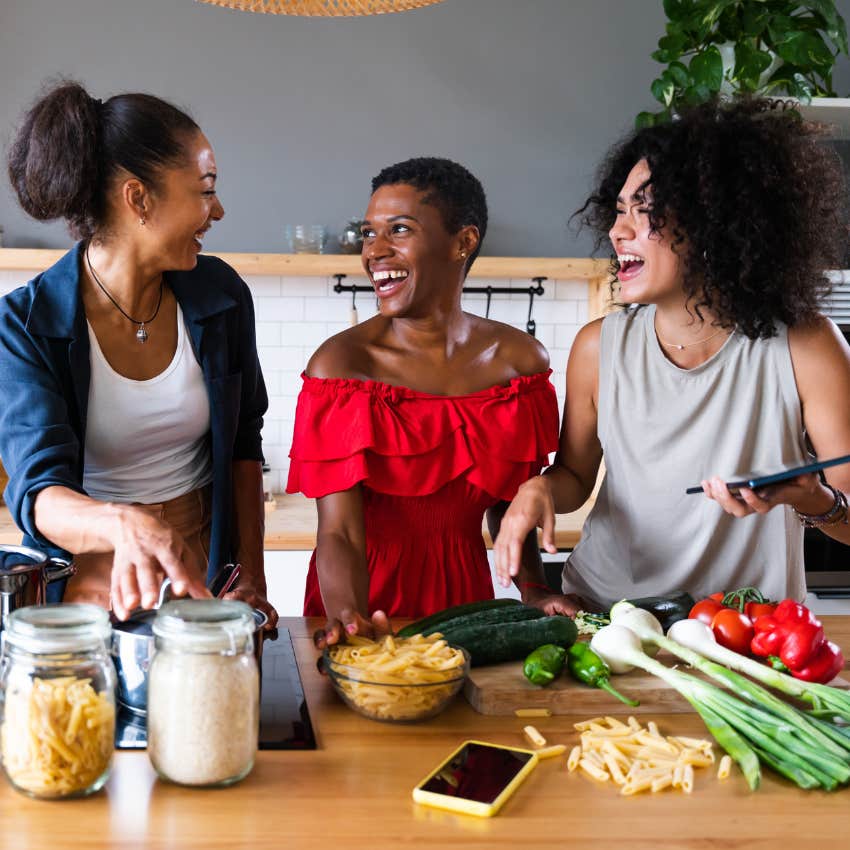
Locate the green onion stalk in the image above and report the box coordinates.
[590,622,850,791]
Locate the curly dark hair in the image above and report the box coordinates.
[371,157,488,274]
[576,98,847,339]
[8,80,199,240]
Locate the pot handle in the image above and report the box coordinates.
[45,557,76,583]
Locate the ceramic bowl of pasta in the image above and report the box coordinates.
[323,634,469,723]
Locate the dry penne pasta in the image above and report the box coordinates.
[568,716,718,796]
[515,708,552,718]
[0,676,114,797]
[326,633,466,720]
[523,725,547,748]
[536,744,567,760]
[717,755,733,780]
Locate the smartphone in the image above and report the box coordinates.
[685,453,850,495]
[412,740,539,818]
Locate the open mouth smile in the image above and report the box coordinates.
[617,253,645,281]
[370,268,410,297]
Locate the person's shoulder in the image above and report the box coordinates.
[787,314,850,362]
[473,317,549,375]
[305,319,378,379]
[571,317,604,357]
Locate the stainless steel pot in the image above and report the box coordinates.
[111,579,268,715]
[0,544,76,632]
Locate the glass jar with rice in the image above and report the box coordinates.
[147,598,259,787]
[0,604,116,799]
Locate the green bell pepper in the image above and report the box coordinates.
[523,644,567,686]
[566,642,640,707]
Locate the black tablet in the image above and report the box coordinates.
[685,454,850,495]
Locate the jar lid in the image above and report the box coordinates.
[3,603,111,653]
[153,599,255,652]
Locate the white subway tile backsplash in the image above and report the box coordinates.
[282,322,331,348]
[556,280,590,300]
[255,322,282,347]
[244,275,282,296]
[246,272,588,489]
[259,346,308,373]
[254,296,305,322]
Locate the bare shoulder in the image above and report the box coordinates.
[472,316,549,376]
[568,318,604,368]
[305,319,380,379]
[787,315,850,368]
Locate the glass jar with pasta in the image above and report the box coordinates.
[147,599,259,787]
[0,604,116,799]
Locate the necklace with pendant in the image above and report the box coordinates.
[655,324,729,351]
[85,245,164,343]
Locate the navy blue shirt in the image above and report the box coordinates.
[0,243,267,589]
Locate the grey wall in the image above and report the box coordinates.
[2,0,849,256]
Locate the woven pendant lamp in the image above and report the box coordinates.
[197,0,445,15]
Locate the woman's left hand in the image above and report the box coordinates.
[223,584,279,630]
[701,472,827,518]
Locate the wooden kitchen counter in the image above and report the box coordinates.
[0,617,848,850]
[0,493,594,551]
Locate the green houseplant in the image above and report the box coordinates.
[639,0,849,126]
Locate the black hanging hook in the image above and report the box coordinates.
[527,277,546,337]
[485,286,493,319]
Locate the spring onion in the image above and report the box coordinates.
[666,617,850,724]
[590,618,850,791]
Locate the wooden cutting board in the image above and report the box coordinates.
[463,652,850,715]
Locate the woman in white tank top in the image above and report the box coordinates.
[0,82,276,627]
[494,98,850,611]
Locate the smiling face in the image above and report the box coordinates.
[609,159,683,306]
[141,131,224,270]
[361,183,475,318]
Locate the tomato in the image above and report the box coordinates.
[744,601,777,621]
[710,609,755,655]
[709,592,725,603]
[689,598,725,625]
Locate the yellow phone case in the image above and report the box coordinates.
[412,739,539,818]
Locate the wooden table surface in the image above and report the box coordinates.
[0,493,594,551]
[1,616,848,850]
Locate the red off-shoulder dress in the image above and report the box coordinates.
[286,370,559,618]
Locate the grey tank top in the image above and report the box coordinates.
[563,305,808,610]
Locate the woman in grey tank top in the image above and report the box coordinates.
[494,98,850,612]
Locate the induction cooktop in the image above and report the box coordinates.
[115,626,317,750]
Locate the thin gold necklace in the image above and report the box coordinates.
[655,325,729,351]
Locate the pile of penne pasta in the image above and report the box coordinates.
[326,633,467,721]
[566,715,732,795]
[0,676,114,797]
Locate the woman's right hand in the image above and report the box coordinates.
[313,609,392,650]
[109,505,210,619]
[493,476,556,588]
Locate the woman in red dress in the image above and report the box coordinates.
[287,158,578,645]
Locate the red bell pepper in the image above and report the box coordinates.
[749,599,841,684]
[794,641,845,684]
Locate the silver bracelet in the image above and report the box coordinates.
[793,483,849,527]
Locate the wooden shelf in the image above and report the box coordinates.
[0,248,609,281]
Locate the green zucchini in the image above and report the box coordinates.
[397,598,519,639]
[622,592,696,632]
[445,615,578,667]
[429,605,547,637]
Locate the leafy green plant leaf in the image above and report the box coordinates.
[651,75,677,107]
[689,46,724,91]
[774,30,835,72]
[668,61,691,87]
[733,42,774,89]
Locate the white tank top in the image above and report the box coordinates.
[563,305,808,610]
[83,304,213,504]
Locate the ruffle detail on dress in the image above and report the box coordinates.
[286,370,559,501]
